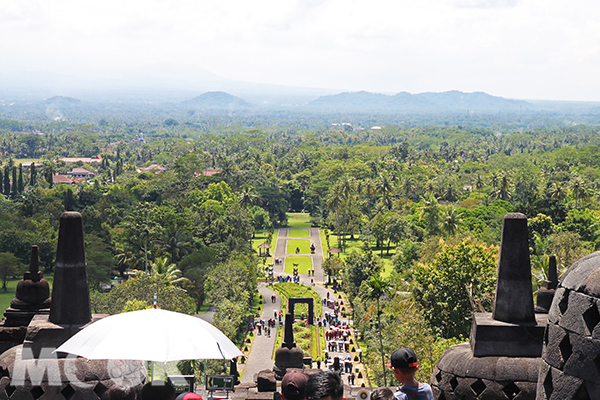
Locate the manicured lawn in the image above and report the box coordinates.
[288,228,309,238]
[284,256,313,274]
[252,231,276,264]
[323,232,397,278]
[287,213,311,228]
[286,239,311,255]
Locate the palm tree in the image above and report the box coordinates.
[149,257,188,285]
[155,225,192,264]
[239,184,258,208]
[570,176,588,206]
[442,206,463,236]
[549,182,567,201]
[474,173,484,195]
[493,170,512,201]
[401,176,416,202]
[417,192,441,236]
[360,275,392,387]
[376,172,393,210]
[326,181,344,248]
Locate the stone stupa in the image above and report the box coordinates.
[0,212,146,399]
[430,213,547,400]
[0,246,51,354]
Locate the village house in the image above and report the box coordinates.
[67,168,96,179]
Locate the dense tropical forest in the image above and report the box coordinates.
[2,113,600,384]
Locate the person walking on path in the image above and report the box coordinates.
[241,283,281,383]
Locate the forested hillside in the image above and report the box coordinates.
[2,116,600,383]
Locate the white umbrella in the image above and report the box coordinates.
[55,308,243,362]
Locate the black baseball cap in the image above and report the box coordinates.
[387,348,418,369]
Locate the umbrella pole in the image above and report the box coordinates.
[204,359,207,388]
[151,361,154,381]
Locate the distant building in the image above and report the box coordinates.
[52,174,74,185]
[68,168,96,178]
[200,169,222,176]
[61,156,103,164]
[137,164,167,173]
[21,162,42,168]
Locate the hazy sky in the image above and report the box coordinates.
[2,0,600,101]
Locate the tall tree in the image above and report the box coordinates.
[10,166,17,196]
[17,164,24,193]
[29,163,37,187]
[360,275,393,386]
[3,167,9,196]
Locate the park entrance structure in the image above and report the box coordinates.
[288,298,314,325]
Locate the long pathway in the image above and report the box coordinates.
[240,224,367,388]
[240,283,281,383]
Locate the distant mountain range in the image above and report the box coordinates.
[176,90,531,112]
[18,90,571,114]
[305,90,531,112]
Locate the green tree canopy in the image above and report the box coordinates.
[413,239,497,338]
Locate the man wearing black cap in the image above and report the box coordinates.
[281,371,309,400]
[389,348,433,400]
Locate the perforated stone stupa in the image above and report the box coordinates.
[536,251,600,400]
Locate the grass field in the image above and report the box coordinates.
[252,231,277,264]
[287,213,311,228]
[0,280,18,316]
[288,228,310,238]
[321,232,396,278]
[284,256,313,274]
[286,239,311,255]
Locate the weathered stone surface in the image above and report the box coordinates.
[535,363,585,400]
[542,323,567,370]
[537,251,600,400]
[536,257,558,313]
[288,298,314,325]
[256,369,277,392]
[273,346,304,380]
[492,213,535,324]
[557,291,594,336]
[435,343,540,383]
[470,313,547,357]
[23,314,108,359]
[49,212,91,325]
[1,246,51,329]
[0,345,147,400]
[562,332,600,384]
[547,287,568,325]
[559,252,600,292]
[282,313,295,349]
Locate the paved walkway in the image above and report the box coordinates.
[240,282,281,383]
[240,224,368,388]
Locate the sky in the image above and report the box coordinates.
[2,0,600,101]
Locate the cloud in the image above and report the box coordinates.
[2,0,600,100]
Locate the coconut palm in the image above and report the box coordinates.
[417,192,441,236]
[549,182,567,201]
[570,176,589,206]
[360,275,393,387]
[155,225,192,264]
[239,184,258,208]
[149,257,188,286]
[442,206,463,236]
